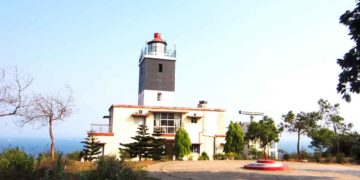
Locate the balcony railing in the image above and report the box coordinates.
[90,123,110,133]
[139,48,176,61]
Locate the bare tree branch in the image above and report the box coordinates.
[0,67,33,118]
[20,88,75,160]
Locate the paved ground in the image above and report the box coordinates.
[145,160,360,180]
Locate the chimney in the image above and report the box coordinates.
[198,100,208,108]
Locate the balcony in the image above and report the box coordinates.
[89,123,114,136]
[139,47,176,62]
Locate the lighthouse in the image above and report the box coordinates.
[138,33,176,106]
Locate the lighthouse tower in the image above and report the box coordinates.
[138,33,176,106]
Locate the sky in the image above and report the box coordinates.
[0,1,359,143]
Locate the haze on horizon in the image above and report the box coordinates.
[0,1,359,143]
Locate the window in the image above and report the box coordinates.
[154,113,181,134]
[158,64,163,72]
[191,144,200,154]
[157,92,162,101]
[191,118,197,124]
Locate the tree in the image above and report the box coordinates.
[20,88,75,160]
[151,128,166,160]
[224,121,245,156]
[81,130,102,161]
[279,111,321,160]
[173,127,191,160]
[246,116,279,159]
[120,124,153,161]
[337,1,360,102]
[309,128,335,153]
[318,99,348,154]
[0,67,32,118]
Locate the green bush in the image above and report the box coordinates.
[336,153,345,164]
[0,147,35,180]
[198,152,209,160]
[225,152,235,160]
[234,153,243,160]
[213,153,226,160]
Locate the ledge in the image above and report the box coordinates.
[215,134,226,137]
[131,112,149,117]
[160,134,176,137]
[88,132,114,136]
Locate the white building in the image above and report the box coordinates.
[89,33,226,160]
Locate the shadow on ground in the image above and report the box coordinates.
[149,170,335,180]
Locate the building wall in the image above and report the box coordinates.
[138,90,175,106]
[138,58,176,93]
[94,105,226,160]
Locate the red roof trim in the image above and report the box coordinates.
[215,134,226,137]
[160,134,176,137]
[110,104,225,112]
[88,132,114,136]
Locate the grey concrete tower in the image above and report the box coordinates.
[138,33,176,106]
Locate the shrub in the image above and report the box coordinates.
[0,147,35,180]
[314,152,322,162]
[336,153,345,164]
[213,153,226,160]
[225,152,235,160]
[119,148,131,161]
[198,152,209,160]
[283,153,290,161]
[256,151,264,159]
[351,144,360,162]
[35,152,66,179]
[173,128,191,160]
[234,153,243,160]
[94,155,150,180]
[300,149,311,160]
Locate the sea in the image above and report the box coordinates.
[0,137,312,156]
[0,137,83,156]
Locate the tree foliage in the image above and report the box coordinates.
[309,128,335,153]
[317,99,352,154]
[280,111,321,160]
[224,121,245,155]
[337,1,360,102]
[151,128,166,160]
[246,116,279,159]
[120,124,153,161]
[81,130,102,161]
[173,127,191,160]
[0,148,35,180]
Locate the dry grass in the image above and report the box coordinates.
[64,160,96,174]
[125,160,157,170]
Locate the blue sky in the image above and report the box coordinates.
[0,1,359,142]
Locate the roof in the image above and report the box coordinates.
[109,104,225,112]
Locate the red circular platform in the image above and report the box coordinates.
[244,160,287,171]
